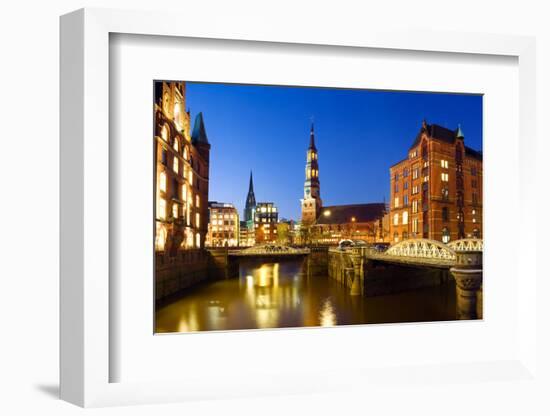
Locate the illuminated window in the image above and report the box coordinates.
[441,173,449,182]
[173,157,179,174]
[172,203,178,218]
[159,171,166,192]
[181,185,187,200]
[174,101,182,129]
[195,195,200,208]
[412,168,419,180]
[183,146,189,160]
[394,197,399,208]
[393,214,399,226]
[412,200,418,213]
[158,198,166,220]
[412,218,418,233]
[412,185,418,195]
[155,224,167,251]
[195,213,200,228]
[261,206,267,213]
[188,169,193,185]
[440,159,448,169]
[160,124,169,141]
[173,138,179,152]
[403,211,408,225]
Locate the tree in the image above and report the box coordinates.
[276,222,290,245]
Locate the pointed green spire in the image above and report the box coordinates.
[191,112,209,144]
[248,170,254,194]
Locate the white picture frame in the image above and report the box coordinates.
[60,8,538,408]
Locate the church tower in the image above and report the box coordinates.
[301,124,322,224]
[244,171,256,223]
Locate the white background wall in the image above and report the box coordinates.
[0,0,548,415]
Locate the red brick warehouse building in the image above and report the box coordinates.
[153,81,211,255]
[389,120,482,243]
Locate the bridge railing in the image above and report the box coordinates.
[229,245,310,256]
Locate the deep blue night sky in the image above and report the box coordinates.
[186,82,482,221]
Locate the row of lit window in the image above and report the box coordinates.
[211,212,235,219]
[396,159,480,183]
[393,208,478,227]
[159,172,200,207]
[211,219,235,226]
[157,198,200,226]
[306,168,318,179]
[210,226,236,233]
[160,123,194,164]
[307,151,318,161]
[258,206,277,213]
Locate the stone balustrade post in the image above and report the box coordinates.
[450,251,483,319]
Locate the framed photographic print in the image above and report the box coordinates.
[152,80,484,334]
[60,7,539,408]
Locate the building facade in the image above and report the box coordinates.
[389,121,482,244]
[254,202,279,243]
[239,221,255,247]
[206,202,240,247]
[154,81,211,255]
[312,204,389,245]
[301,124,322,225]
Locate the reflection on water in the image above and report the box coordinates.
[156,259,459,333]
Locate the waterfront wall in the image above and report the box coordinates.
[155,248,240,302]
[155,249,209,301]
[307,246,329,276]
[327,248,449,296]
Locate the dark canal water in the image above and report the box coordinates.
[155,259,463,333]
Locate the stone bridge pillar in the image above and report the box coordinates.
[450,251,483,319]
[350,248,365,296]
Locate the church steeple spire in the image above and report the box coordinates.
[309,122,316,150]
[244,170,256,223]
[248,171,254,194]
[301,123,322,225]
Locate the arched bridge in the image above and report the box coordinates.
[228,244,310,258]
[355,238,483,268]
